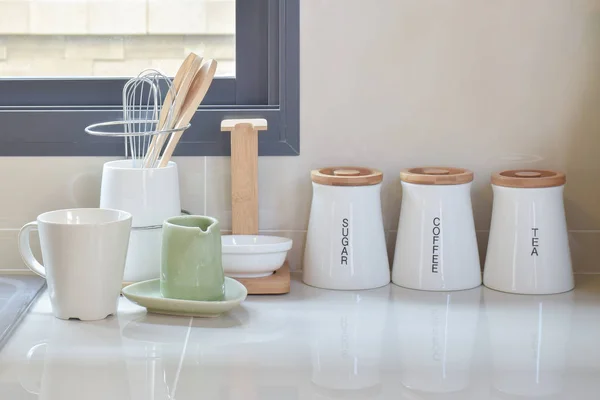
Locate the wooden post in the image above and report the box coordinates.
[221,119,268,235]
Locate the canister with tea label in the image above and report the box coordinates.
[303,167,390,290]
[392,167,481,291]
[483,169,573,295]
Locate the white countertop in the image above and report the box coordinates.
[0,275,599,399]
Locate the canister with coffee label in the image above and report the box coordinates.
[484,169,573,295]
[392,167,481,291]
[303,166,390,290]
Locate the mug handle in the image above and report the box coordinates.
[18,222,45,278]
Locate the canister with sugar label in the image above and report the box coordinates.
[303,166,390,290]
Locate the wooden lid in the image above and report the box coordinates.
[491,169,566,188]
[400,167,473,185]
[311,166,383,186]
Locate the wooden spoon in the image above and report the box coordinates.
[143,53,203,168]
[158,59,218,168]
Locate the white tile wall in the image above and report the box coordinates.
[174,157,206,216]
[0,230,42,273]
[2,0,600,275]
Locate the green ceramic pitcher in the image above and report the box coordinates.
[160,215,225,301]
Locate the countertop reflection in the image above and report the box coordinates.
[1,275,599,399]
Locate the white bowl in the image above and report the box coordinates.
[222,235,293,278]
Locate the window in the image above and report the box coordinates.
[0,0,299,156]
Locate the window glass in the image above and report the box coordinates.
[0,0,235,77]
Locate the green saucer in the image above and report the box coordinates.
[122,277,247,318]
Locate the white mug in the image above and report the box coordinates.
[392,168,481,291]
[18,208,132,320]
[484,170,573,295]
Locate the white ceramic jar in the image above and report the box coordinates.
[392,167,481,291]
[100,160,181,282]
[484,169,573,295]
[303,167,390,290]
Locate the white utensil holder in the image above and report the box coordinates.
[100,160,181,282]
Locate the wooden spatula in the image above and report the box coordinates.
[144,53,203,168]
[158,59,218,168]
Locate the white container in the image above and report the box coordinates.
[484,169,573,295]
[100,160,181,282]
[222,235,293,278]
[124,227,163,282]
[303,167,390,290]
[392,167,481,291]
[100,160,180,228]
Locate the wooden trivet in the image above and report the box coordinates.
[230,261,290,295]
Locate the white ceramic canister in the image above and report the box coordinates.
[303,167,390,290]
[483,169,573,295]
[392,167,481,291]
[100,160,181,282]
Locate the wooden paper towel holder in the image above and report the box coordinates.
[221,118,291,295]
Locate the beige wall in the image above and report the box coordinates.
[2,0,600,273]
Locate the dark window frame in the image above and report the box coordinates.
[0,0,299,156]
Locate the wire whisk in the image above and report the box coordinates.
[85,68,189,168]
[122,69,174,167]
